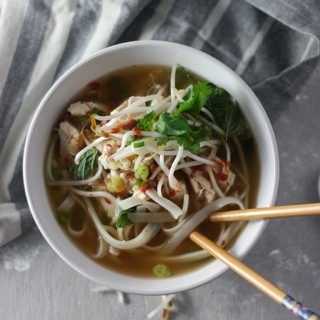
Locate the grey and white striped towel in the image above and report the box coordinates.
[0,0,319,247]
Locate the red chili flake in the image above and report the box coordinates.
[168,189,176,197]
[104,198,111,204]
[125,171,135,180]
[220,240,226,247]
[88,81,100,90]
[132,126,142,137]
[216,159,225,168]
[216,172,228,181]
[139,183,151,193]
[120,119,136,130]
[110,128,120,134]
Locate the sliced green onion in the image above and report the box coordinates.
[152,263,171,278]
[133,141,145,148]
[136,164,149,180]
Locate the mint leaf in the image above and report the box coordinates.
[223,103,247,139]
[174,80,213,116]
[116,207,136,228]
[136,111,157,131]
[206,84,247,139]
[70,148,98,180]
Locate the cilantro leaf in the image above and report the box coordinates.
[135,111,157,131]
[155,112,211,154]
[70,148,98,180]
[206,84,247,139]
[156,113,190,135]
[174,80,213,116]
[115,207,136,228]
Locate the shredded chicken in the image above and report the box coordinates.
[59,121,83,159]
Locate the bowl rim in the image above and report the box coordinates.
[23,40,279,295]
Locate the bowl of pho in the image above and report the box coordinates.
[23,40,279,294]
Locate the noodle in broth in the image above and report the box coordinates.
[46,65,259,277]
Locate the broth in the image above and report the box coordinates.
[46,65,260,278]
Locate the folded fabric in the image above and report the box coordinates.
[0,0,319,247]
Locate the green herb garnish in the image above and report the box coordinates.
[70,148,98,180]
[155,112,211,154]
[115,207,136,228]
[135,111,157,131]
[206,85,247,139]
[90,107,104,116]
[133,141,145,148]
[126,136,144,146]
[175,80,213,116]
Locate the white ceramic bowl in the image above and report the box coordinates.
[23,40,279,295]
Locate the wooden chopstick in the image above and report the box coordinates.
[210,203,320,222]
[189,231,320,319]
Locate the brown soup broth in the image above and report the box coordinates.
[47,65,260,278]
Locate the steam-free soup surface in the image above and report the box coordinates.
[47,65,259,278]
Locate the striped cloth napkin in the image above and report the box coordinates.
[0,0,319,247]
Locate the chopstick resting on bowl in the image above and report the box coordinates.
[189,231,320,320]
[210,202,320,222]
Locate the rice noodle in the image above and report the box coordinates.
[57,194,76,212]
[168,145,184,190]
[74,136,107,164]
[118,196,161,212]
[157,174,166,197]
[181,194,189,219]
[185,152,216,166]
[128,211,175,223]
[94,95,161,121]
[85,198,160,250]
[176,160,202,170]
[93,236,109,259]
[206,166,225,198]
[201,106,215,121]
[146,189,183,219]
[67,221,87,238]
[170,63,177,106]
[161,250,210,263]
[70,187,120,213]
[159,197,244,255]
